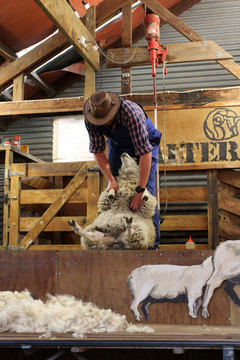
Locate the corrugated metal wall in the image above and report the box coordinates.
[0,118,53,244]
[0,117,53,162]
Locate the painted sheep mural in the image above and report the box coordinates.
[69,152,157,250]
[201,240,240,318]
[128,256,213,321]
[128,240,240,321]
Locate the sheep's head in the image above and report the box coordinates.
[119,153,138,178]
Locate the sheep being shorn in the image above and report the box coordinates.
[0,290,153,337]
[202,240,240,318]
[69,153,157,250]
[128,256,213,321]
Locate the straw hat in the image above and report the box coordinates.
[84,91,120,126]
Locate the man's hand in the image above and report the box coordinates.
[107,179,119,194]
[130,192,144,212]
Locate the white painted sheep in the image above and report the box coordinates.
[202,240,240,318]
[0,290,153,337]
[69,152,157,250]
[128,256,213,321]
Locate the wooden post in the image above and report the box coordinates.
[84,6,96,101]
[121,1,132,94]
[207,170,219,249]
[13,74,24,101]
[2,148,13,246]
[9,176,21,247]
[9,164,26,247]
[86,164,99,225]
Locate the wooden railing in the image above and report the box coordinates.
[6,161,239,250]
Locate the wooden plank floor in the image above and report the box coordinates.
[0,325,240,348]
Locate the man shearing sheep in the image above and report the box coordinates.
[83,91,161,249]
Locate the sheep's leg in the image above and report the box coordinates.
[68,220,89,238]
[129,282,154,321]
[130,297,142,322]
[188,287,204,318]
[193,297,202,315]
[68,220,114,246]
[224,281,240,306]
[201,273,223,318]
[188,297,200,318]
[68,220,99,242]
[141,296,152,321]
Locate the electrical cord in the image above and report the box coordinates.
[85,39,141,65]
[159,60,168,222]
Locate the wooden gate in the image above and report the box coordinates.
[8,161,102,250]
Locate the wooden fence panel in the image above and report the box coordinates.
[8,161,101,250]
[218,169,240,241]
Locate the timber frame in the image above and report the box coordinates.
[0,1,240,250]
[0,0,240,105]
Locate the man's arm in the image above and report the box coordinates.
[94,152,119,193]
[130,152,152,211]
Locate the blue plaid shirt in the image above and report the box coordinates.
[84,100,153,156]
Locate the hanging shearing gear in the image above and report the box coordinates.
[144,14,167,85]
[144,13,168,224]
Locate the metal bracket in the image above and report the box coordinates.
[88,166,99,173]
[122,72,130,78]
[6,169,26,178]
[3,194,17,203]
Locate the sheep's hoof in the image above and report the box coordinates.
[201,308,209,318]
[145,314,150,321]
[68,220,75,227]
[189,311,198,319]
[108,189,115,200]
[134,314,142,322]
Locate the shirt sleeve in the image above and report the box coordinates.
[84,118,106,153]
[120,100,153,156]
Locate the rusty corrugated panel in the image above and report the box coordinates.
[0,0,56,53]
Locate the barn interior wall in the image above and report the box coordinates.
[0,0,239,246]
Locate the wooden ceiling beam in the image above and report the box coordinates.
[0,41,17,62]
[141,0,240,80]
[106,41,233,68]
[84,6,96,100]
[0,97,85,117]
[34,0,99,71]
[96,0,137,27]
[0,31,69,92]
[1,87,240,119]
[121,1,132,95]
